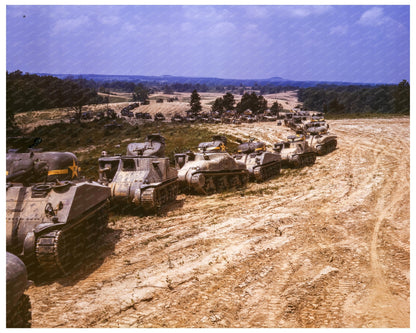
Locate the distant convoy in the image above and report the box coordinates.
[6,108,337,327]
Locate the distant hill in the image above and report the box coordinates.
[34,73,379,88]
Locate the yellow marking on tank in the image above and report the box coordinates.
[255,147,265,151]
[68,159,80,178]
[6,171,9,175]
[48,169,69,176]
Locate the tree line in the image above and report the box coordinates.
[6,70,105,128]
[297,80,410,115]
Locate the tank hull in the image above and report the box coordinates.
[177,153,249,194]
[6,181,110,275]
[307,134,338,155]
[108,156,178,210]
[234,152,281,182]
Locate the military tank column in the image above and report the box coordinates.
[175,136,249,194]
[278,108,337,159]
[6,138,111,276]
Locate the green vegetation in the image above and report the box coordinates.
[6,71,105,131]
[16,119,240,180]
[189,89,202,115]
[298,80,410,115]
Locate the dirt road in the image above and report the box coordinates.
[27,118,410,328]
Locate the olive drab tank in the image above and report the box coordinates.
[233,140,281,182]
[306,128,338,156]
[6,252,32,328]
[273,134,316,168]
[102,134,178,210]
[6,141,111,276]
[175,136,249,194]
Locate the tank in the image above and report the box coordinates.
[273,134,316,168]
[6,144,111,276]
[233,140,281,182]
[6,252,32,328]
[102,134,178,210]
[306,129,338,155]
[287,115,304,131]
[175,136,249,194]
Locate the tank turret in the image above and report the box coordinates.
[175,136,248,194]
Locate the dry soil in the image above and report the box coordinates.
[27,117,410,328]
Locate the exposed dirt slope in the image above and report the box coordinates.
[27,118,410,328]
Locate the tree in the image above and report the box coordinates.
[394,80,410,114]
[211,97,224,114]
[190,89,202,115]
[257,95,268,113]
[270,101,283,115]
[222,92,235,110]
[132,83,149,102]
[236,92,267,115]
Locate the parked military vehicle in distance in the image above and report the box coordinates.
[273,134,316,168]
[6,252,31,328]
[154,112,166,121]
[287,115,305,131]
[171,113,184,123]
[233,140,281,182]
[175,135,249,194]
[6,141,111,276]
[101,134,178,211]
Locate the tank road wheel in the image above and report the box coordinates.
[202,176,216,194]
[56,229,85,274]
[86,207,109,251]
[215,176,229,192]
[239,173,249,188]
[292,155,301,168]
[229,175,241,189]
[36,229,85,276]
[6,294,31,328]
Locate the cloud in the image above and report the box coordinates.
[330,25,348,36]
[99,15,120,26]
[245,6,270,19]
[52,15,90,34]
[182,6,231,23]
[358,7,387,26]
[284,5,333,18]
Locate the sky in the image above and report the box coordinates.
[5,3,410,84]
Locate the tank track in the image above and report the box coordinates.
[6,294,31,328]
[284,152,316,168]
[190,171,249,194]
[317,139,337,155]
[141,180,178,210]
[35,209,108,275]
[252,161,281,182]
[35,227,85,275]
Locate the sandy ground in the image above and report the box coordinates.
[26,117,410,328]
